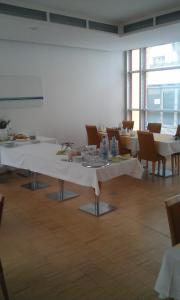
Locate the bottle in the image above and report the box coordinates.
[111,136,117,157]
[100,136,108,161]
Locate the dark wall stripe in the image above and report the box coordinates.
[156,10,180,25]
[89,21,118,33]
[50,13,86,28]
[124,18,153,33]
[0,97,43,101]
[0,3,47,21]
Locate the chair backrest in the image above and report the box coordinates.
[106,128,120,141]
[0,195,4,226]
[0,195,10,300]
[137,131,158,161]
[175,124,180,136]
[122,120,134,130]
[147,123,161,133]
[165,195,180,246]
[85,125,100,148]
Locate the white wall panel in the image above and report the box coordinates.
[0,40,124,145]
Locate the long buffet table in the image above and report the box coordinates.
[0,136,57,174]
[0,142,143,216]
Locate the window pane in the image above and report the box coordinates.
[163,112,174,125]
[132,111,139,130]
[147,69,180,85]
[178,113,180,124]
[147,111,161,123]
[147,88,161,110]
[163,90,174,109]
[132,49,140,71]
[146,42,180,69]
[146,70,180,112]
[178,90,180,110]
[132,73,139,109]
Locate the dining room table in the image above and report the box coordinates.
[155,243,180,300]
[120,132,180,156]
[120,132,180,177]
[0,142,143,216]
[98,129,180,176]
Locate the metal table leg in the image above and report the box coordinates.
[47,179,79,201]
[21,172,49,190]
[80,191,116,217]
[155,159,173,177]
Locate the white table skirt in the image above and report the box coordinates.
[0,143,143,195]
[155,244,180,299]
[0,136,57,170]
[122,133,180,157]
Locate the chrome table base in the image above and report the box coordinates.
[0,176,8,183]
[21,172,49,190]
[47,179,79,201]
[80,201,116,217]
[22,181,49,190]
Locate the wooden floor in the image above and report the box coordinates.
[0,168,179,300]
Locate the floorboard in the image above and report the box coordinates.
[0,169,179,299]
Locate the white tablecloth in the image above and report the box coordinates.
[0,143,143,195]
[155,244,180,299]
[0,136,57,170]
[121,133,180,157]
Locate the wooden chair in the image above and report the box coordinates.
[85,125,100,148]
[175,124,180,136]
[106,128,131,155]
[0,259,10,300]
[0,195,4,225]
[147,123,161,133]
[165,195,180,246]
[0,195,10,300]
[122,120,134,130]
[171,125,180,175]
[137,131,166,176]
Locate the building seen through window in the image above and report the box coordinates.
[126,42,180,133]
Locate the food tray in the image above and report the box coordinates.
[82,161,111,168]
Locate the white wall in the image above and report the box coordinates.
[0,40,124,144]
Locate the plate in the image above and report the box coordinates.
[82,161,111,168]
[110,155,130,162]
[14,138,29,142]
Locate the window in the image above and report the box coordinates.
[126,42,180,133]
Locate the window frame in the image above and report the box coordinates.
[126,44,180,132]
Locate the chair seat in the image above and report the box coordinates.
[120,148,131,155]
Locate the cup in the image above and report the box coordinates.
[73,155,83,163]
[29,132,36,140]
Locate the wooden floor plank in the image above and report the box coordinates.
[0,170,179,299]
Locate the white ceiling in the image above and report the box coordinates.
[10,0,180,24]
